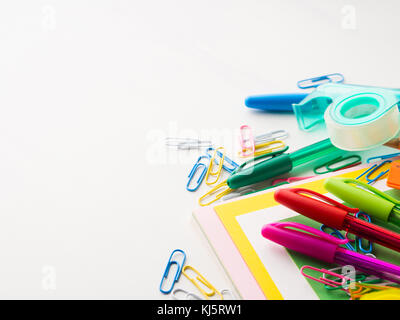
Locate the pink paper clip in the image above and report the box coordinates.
[300,265,352,289]
[239,125,255,157]
[272,176,314,186]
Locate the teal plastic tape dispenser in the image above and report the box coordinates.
[293,83,400,151]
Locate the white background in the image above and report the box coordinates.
[1,0,400,299]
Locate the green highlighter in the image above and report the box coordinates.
[325,177,400,227]
[227,138,343,189]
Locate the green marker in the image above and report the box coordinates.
[227,138,344,189]
[325,177,400,227]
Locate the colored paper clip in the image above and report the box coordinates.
[355,212,373,254]
[236,145,289,172]
[181,265,223,300]
[297,73,344,89]
[313,155,361,175]
[239,125,255,157]
[172,288,203,300]
[159,249,186,294]
[300,265,352,289]
[251,140,286,158]
[198,180,232,206]
[166,137,213,150]
[206,147,239,173]
[367,152,400,163]
[187,155,209,192]
[356,160,392,184]
[349,282,397,300]
[320,225,356,251]
[205,147,225,185]
[221,186,256,201]
[272,176,314,186]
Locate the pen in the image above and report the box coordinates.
[274,188,400,253]
[261,222,400,284]
[227,138,344,189]
[325,177,400,228]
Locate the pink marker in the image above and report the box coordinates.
[261,222,400,284]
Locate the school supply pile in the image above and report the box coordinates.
[167,73,400,300]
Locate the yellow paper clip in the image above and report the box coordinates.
[348,282,397,300]
[198,180,232,206]
[239,140,286,158]
[182,265,223,300]
[205,147,225,186]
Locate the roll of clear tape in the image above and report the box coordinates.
[325,94,400,151]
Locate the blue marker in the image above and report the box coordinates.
[244,93,307,112]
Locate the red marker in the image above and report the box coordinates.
[274,188,400,253]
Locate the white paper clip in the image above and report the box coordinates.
[166,137,213,150]
[254,130,289,144]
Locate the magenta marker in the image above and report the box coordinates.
[261,222,400,284]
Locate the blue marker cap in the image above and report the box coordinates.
[245,93,307,112]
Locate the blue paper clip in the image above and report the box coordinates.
[320,225,356,251]
[159,249,186,294]
[206,147,239,173]
[355,212,373,254]
[187,156,209,192]
[366,152,400,163]
[297,73,344,89]
[355,160,391,184]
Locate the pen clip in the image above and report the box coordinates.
[273,222,349,246]
[341,178,400,205]
[288,188,359,214]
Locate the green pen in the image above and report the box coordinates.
[325,177,400,227]
[227,138,344,189]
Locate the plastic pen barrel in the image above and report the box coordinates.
[244,93,307,112]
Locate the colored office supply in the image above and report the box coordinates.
[206,147,239,173]
[205,147,225,185]
[320,225,356,251]
[238,125,255,157]
[274,188,400,254]
[159,249,186,294]
[294,84,400,151]
[359,288,400,300]
[254,130,289,144]
[166,137,213,150]
[387,160,400,189]
[313,155,361,174]
[355,212,373,254]
[199,179,232,207]
[245,93,307,112]
[187,155,209,192]
[355,160,391,184]
[300,265,352,289]
[181,265,223,300]
[297,73,344,89]
[367,152,400,163]
[349,282,398,300]
[251,140,286,158]
[201,146,289,206]
[261,222,400,284]
[227,138,343,189]
[194,163,392,300]
[325,177,400,228]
